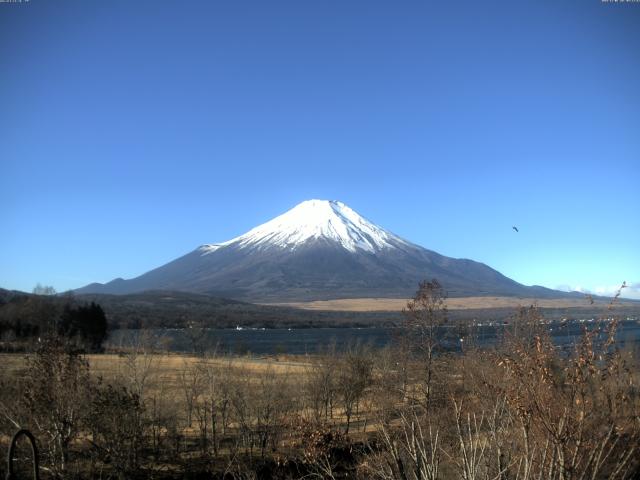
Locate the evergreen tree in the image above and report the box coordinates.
[58,302,108,352]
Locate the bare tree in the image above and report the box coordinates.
[32,284,57,296]
[196,354,235,455]
[306,343,339,423]
[336,342,373,434]
[179,358,204,428]
[118,330,161,399]
[402,280,448,409]
[184,318,208,356]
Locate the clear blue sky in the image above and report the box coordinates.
[1,0,639,298]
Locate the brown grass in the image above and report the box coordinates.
[0,352,311,393]
[265,295,626,311]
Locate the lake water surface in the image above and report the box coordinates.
[108,318,640,355]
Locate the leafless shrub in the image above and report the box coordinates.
[494,306,640,480]
[337,342,374,434]
[21,335,92,475]
[292,417,349,479]
[87,383,145,478]
[369,406,440,480]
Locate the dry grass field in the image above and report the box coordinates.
[0,352,311,391]
[267,295,627,311]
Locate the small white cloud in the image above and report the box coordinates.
[571,285,591,294]
[623,282,640,300]
[555,281,640,300]
[589,282,640,300]
[552,282,639,300]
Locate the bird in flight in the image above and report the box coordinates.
[512,226,519,232]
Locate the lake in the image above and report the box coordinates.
[107,317,640,355]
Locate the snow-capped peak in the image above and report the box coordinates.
[200,199,409,254]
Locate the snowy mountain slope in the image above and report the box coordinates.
[76,200,576,301]
[199,199,410,254]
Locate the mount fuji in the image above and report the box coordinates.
[76,200,569,301]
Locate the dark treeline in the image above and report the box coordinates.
[0,288,402,334]
[0,289,107,352]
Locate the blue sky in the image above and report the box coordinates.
[1,0,639,299]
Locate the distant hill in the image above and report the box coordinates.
[76,200,584,302]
